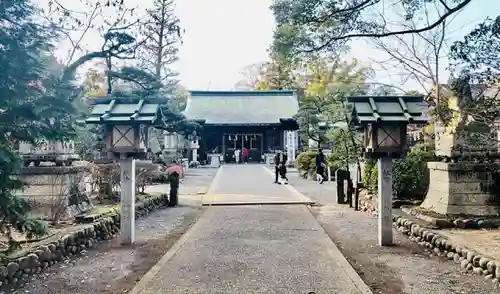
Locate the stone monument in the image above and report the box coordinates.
[15,166,92,220]
[422,86,499,216]
[421,162,498,215]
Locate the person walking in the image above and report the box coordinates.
[274,149,288,184]
[242,147,249,164]
[274,150,281,184]
[316,148,326,184]
[234,148,241,164]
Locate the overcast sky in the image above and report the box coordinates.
[41,0,500,91]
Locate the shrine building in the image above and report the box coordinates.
[183,90,300,163]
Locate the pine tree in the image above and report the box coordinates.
[135,0,200,137]
[0,0,77,248]
[138,0,182,89]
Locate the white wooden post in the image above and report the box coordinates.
[120,157,136,245]
[377,156,393,246]
[327,165,331,182]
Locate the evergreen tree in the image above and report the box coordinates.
[0,0,77,247]
[138,0,182,89]
[136,0,200,137]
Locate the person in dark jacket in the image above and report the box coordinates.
[316,148,326,184]
[274,149,288,184]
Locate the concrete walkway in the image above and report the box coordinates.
[130,165,372,294]
[203,164,314,205]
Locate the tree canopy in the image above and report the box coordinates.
[270,0,473,55]
[0,0,81,244]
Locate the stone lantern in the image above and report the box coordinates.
[85,97,167,245]
[188,131,200,163]
[348,95,427,246]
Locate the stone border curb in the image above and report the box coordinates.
[401,207,499,229]
[393,215,500,287]
[0,194,168,288]
[128,207,206,294]
[304,206,373,294]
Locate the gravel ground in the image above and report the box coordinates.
[7,205,204,294]
[4,168,218,294]
[289,176,500,294]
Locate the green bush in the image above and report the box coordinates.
[362,147,434,200]
[392,148,434,200]
[326,154,343,172]
[362,158,376,189]
[296,150,358,179]
[368,164,378,194]
[295,151,316,172]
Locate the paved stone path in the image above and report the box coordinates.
[131,164,371,294]
[202,164,313,205]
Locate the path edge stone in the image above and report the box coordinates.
[128,207,208,294]
[304,205,374,294]
[393,214,500,288]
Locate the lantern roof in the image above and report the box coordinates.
[84,97,168,129]
[347,95,428,126]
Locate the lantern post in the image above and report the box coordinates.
[84,97,167,245]
[347,95,427,246]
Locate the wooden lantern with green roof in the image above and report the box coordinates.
[85,97,168,159]
[348,95,428,158]
[347,95,427,247]
[84,96,168,245]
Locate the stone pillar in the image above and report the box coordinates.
[378,157,393,246]
[120,157,136,245]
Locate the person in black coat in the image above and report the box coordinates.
[316,148,326,184]
[274,149,288,184]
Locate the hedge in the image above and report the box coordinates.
[363,146,435,200]
[295,151,316,173]
[295,151,347,179]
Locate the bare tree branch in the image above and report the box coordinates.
[306,0,471,52]
[370,7,450,96]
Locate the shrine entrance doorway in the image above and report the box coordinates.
[223,133,263,163]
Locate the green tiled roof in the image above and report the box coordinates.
[183,90,299,125]
[348,95,428,125]
[85,97,167,127]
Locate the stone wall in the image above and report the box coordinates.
[421,162,498,215]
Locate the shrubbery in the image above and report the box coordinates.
[326,154,343,173]
[295,150,346,179]
[362,158,378,194]
[362,145,435,200]
[392,146,434,200]
[295,151,316,172]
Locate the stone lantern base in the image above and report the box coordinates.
[421,162,498,216]
[14,166,93,219]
